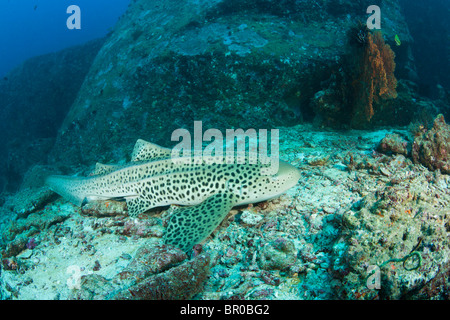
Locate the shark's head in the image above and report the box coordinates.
[237,160,300,205]
[275,159,302,189]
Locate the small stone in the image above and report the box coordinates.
[322,206,335,214]
[93,260,101,271]
[240,210,263,225]
[17,249,33,259]
[379,166,391,177]
[119,253,132,260]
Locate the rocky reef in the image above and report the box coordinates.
[48,0,418,168]
[1,119,450,300]
[0,38,105,192]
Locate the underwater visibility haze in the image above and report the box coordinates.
[0,0,450,302]
[0,0,130,78]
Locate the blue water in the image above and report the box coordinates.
[0,0,130,77]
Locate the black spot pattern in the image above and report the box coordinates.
[47,141,301,252]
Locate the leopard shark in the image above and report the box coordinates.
[46,139,300,251]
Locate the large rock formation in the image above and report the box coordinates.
[49,0,413,167]
[0,38,105,192]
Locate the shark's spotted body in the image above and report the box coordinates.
[46,139,300,251]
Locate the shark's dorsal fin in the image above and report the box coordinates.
[164,192,239,252]
[131,139,172,162]
[91,162,121,175]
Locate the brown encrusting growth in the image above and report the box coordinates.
[351,31,398,126]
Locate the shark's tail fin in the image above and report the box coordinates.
[45,175,87,206]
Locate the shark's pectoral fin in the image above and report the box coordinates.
[164,192,239,252]
[126,197,155,217]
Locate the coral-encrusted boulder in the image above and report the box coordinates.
[69,243,211,300]
[412,114,450,173]
[377,133,409,156]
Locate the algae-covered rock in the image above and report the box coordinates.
[311,88,345,127]
[116,244,188,287]
[338,161,450,299]
[1,205,70,257]
[113,252,210,300]
[3,187,58,218]
[70,274,117,300]
[69,243,210,300]
[19,165,61,190]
